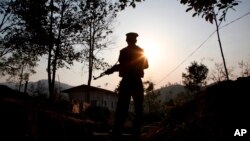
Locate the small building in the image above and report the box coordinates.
[62,84,118,113]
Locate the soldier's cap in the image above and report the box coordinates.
[126,32,138,41]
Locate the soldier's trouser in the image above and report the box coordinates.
[112,77,144,140]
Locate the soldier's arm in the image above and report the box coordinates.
[105,64,120,75]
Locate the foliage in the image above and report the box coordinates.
[115,0,145,10]
[0,0,146,101]
[85,106,111,122]
[143,81,162,115]
[238,59,250,77]
[182,61,209,92]
[76,0,117,92]
[0,0,45,90]
[0,0,83,101]
[4,52,37,91]
[11,0,84,100]
[209,62,235,83]
[178,0,239,80]
[147,76,249,141]
[0,0,18,59]
[0,0,23,35]
[178,0,240,24]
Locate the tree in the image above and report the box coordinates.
[0,0,51,97]
[70,0,116,103]
[144,81,162,113]
[46,0,82,101]
[3,49,37,92]
[178,0,240,80]
[238,60,250,77]
[4,0,82,101]
[209,62,235,83]
[182,61,209,92]
[0,0,43,92]
[0,0,145,102]
[114,0,145,10]
[0,0,15,59]
[0,33,39,93]
[0,0,23,64]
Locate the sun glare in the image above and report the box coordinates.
[140,40,161,65]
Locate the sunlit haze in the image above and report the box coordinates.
[2,0,250,91]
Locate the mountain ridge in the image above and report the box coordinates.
[0,79,73,96]
[155,84,189,103]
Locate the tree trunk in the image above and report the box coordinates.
[18,66,24,92]
[51,2,65,102]
[86,23,93,104]
[24,80,28,93]
[48,0,54,101]
[213,10,229,80]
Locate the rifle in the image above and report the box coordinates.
[93,61,119,80]
[93,72,106,80]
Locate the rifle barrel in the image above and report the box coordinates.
[93,73,105,80]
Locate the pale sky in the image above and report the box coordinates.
[4,0,250,91]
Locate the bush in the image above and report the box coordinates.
[85,106,111,122]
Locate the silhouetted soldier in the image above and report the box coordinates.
[105,32,149,141]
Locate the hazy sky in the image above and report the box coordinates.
[9,0,250,91]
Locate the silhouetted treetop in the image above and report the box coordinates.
[115,0,145,10]
[178,0,240,23]
[182,61,209,92]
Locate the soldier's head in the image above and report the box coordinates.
[126,32,138,45]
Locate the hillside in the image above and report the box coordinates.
[144,76,250,141]
[0,76,249,141]
[156,84,188,103]
[0,79,73,96]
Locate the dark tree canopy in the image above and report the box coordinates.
[179,0,240,23]
[182,61,209,92]
[116,0,145,10]
[0,0,146,100]
[0,0,45,90]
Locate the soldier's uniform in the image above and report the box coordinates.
[105,32,148,140]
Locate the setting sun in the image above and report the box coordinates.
[140,39,161,65]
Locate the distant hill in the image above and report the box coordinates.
[155,84,189,103]
[0,79,73,97]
